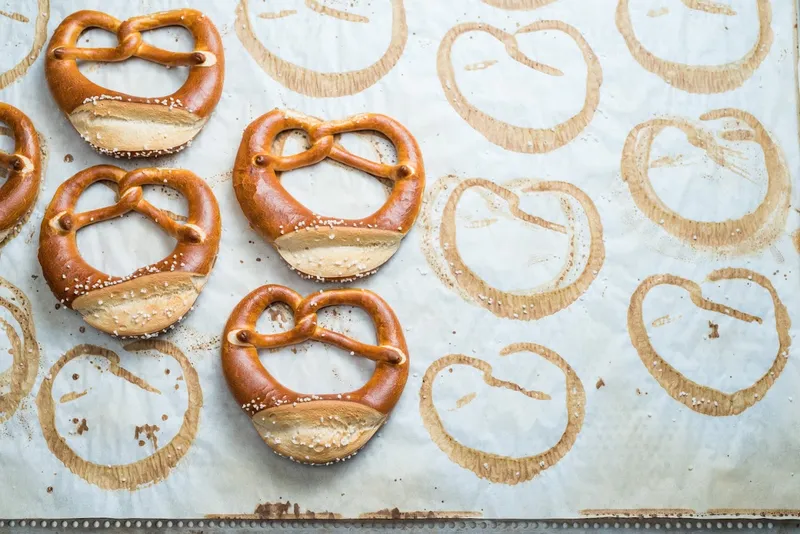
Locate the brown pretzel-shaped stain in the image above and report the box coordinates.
[45,9,224,158]
[233,109,425,282]
[0,103,41,245]
[38,165,221,338]
[222,285,409,465]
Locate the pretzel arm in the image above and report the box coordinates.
[0,151,19,170]
[54,202,131,233]
[314,328,405,364]
[53,45,130,62]
[234,329,305,349]
[328,144,395,180]
[135,42,206,67]
[132,199,205,243]
[53,30,142,62]
[259,135,335,172]
[230,310,317,349]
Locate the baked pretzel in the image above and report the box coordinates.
[222,285,409,465]
[45,9,224,158]
[0,103,41,245]
[233,109,425,281]
[38,165,221,337]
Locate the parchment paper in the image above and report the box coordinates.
[0,0,799,520]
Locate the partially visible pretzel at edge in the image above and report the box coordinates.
[38,165,221,338]
[233,109,425,282]
[0,103,41,245]
[45,9,224,158]
[222,285,409,465]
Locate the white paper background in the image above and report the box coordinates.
[0,0,798,520]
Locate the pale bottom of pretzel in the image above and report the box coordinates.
[0,228,10,244]
[275,227,403,280]
[251,400,387,465]
[71,271,207,337]
[68,100,208,156]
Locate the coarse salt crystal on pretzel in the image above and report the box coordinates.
[45,9,224,158]
[233,109,425,282]
[221,284,409,465]
[38,165,221,337]
[0,103,41,245]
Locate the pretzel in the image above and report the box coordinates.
[45,9,224,158]
[38,165,221,338]
[233,109,425,281]
[0,103,41,245]
[222,285,409,465]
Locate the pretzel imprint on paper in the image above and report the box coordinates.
[222,285,409,465]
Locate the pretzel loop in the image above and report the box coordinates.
[0,103,42,244]
[229,285,314,349]
[46,9,224,157]
[231,287,404,365]
[54,189,142,233]
[38,165,221,337]
[255,133,335,172]
[234,109,426,281]
[222,284,410,464]
[52,12,208,66]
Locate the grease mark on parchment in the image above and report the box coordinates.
[584,509,800,518]
[59,390,87,403]
[682,0,737,16]
[0,277,39,423]
[0,0,49,90]
[647,7,670,17]
[651,314,681,327]
[581,509,697,518]
[479,0,558,10]
[135,424,160,451]
[437,21,602,153]
[628,268,790,416]
[208,501,341,520]
[420,343,585,485]
[708,320,720,339]
[36,340,202,490]
[615,0,771,93]
[73,418,88,435]
[236,0,407,97]
[620,109,790,256]
[464,60,498,72]
[650,154,684,168]
[359,508,482,519]
[0,10,29,22]
[420,176,604,320]
[258,10,297,20]
[305,0,369,23]
[595,378,605,389]
[451,392,477,410]
[706,509,800,518]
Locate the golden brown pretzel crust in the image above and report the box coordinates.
[222,284,409,464]
[45,9,224,158]
[0,103,42,243]
[38,165,221,337]
[233,109,425,281]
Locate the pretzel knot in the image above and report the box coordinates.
[0,103,41,245]
[222,284,409,465]
[234,109,425,282]
[45,9,224,158]
[38,165,221,338]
